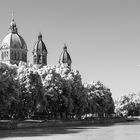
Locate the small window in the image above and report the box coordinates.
[14,52,16,60]
[17,52,19,60]
[25,54,27,62]
[34,55,37,64]
[1,52,4,60]
[22,54,24,61]
[38,55,41,64]
[7,51,8,57]
[4,51,6,58]
[43,55,46,64]
[11,51,13,59]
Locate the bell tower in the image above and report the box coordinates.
[59,44,72,68]
[32,33,48,68]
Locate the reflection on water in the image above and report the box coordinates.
[0,122,140,140]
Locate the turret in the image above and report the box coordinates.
[59,44,72,68]
[32,33,48,68]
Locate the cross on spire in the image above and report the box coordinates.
[12,10,14,20]
[9,11,17,33]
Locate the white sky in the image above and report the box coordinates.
[0,0,140,99]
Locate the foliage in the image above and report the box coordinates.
[84,81,114,117]
[115,93,140,117]
[0,62,115,120]
[0,63,18,119]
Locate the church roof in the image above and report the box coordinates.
[1,33,27,50]
[33,33,48,54]
[0,18,27,50]
[59,44,72,66]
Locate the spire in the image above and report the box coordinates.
[9,12,17,33]
[63,43,67,51]
[38,32,42,40]
[59,44,72,67]
[33,33,48,67]
[12,10,14,21]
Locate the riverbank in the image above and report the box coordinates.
[0,117,138,130]
[1,121,140,140]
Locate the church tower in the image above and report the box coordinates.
[32,33,48,68]
[59,44,72,68]
[0,17,28,65]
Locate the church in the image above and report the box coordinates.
[0,18,72,68]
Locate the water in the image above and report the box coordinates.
[0,122,140,140]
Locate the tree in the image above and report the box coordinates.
[17,64,44,119]
[85,81,114,118]
[0,63,18,119]
[115,93,140,117]
[0,62,115,120]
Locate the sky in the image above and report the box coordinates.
[0,0,140,99]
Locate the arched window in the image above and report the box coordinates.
[22,53,24,61]
[17,51,19,60]
[4,51,6,59]
[19,52,21,60]
[16,52,18,60]
[1,52,4,60]
[43,55,46,64]
[38,54,41,64]
[11,51,13,59]
[25,54,27,62]
[34,55,37,64]
[6,51,8,58]
[14,52,16,60]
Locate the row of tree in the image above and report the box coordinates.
[0,62,114,120]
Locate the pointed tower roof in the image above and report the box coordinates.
[9,12,18,33]
[59,44,72,67]
[33,33,48,55]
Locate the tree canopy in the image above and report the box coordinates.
[0,62,115,120]
[115,93,140,117]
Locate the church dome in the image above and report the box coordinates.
[1,33,27,50]
[1,18,27,50]
[59,44,72,67]
[33,33,48,54]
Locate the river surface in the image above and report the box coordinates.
[0,122,140,140]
